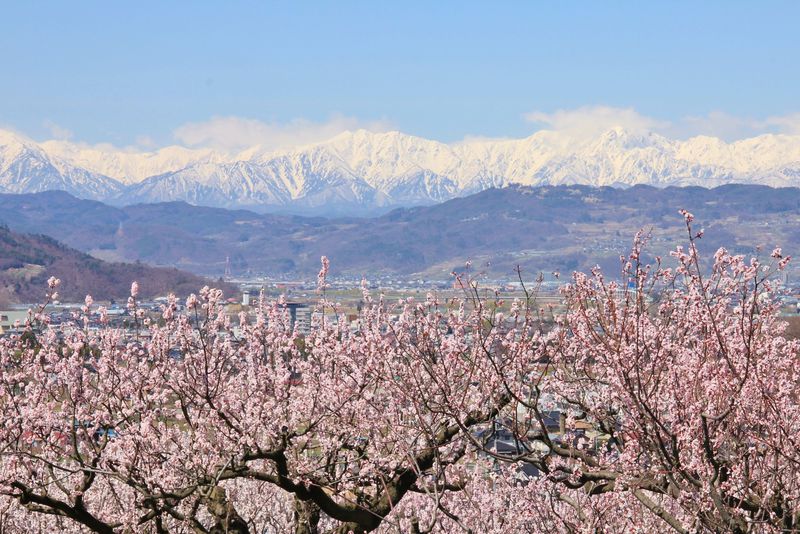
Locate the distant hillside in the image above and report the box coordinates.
[0,225,234,305]
[0,185,799,280]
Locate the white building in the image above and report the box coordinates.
[0,310,29,334]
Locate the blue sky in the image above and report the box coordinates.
[2,1,799,148]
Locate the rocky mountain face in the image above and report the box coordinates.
[3,128,800,214]
[0,131,122,199]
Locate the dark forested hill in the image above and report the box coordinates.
[0,225,233,305]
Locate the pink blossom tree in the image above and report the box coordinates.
[0,217,798,533]
[0,262,529,533]
[455,214,800,533]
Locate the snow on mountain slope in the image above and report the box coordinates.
[0,130,122,199]
[3,127,800,213]
[40,140,223,184]
[121,161,293,208]
[674,134,800,174]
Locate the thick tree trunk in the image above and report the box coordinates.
[294,498,321,534]
[205,486,250,534]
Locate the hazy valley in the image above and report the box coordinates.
[1,184,798,282]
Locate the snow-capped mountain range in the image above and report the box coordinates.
[3,127,800,214]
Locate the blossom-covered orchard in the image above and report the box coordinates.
[0,217,798,533]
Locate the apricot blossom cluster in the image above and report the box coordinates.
[0,220,797,533]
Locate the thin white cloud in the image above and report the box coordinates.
[42,120,73,141]
[666,111,758,141]
[7,109,800,154]
[172,115,394,151]
[134,135,157,149]
[665,111,800,140]
[457,134,515,144]
[762,112,800,136]
[39,138,160,155]
[523,106,800,142]
[524,106,669,140]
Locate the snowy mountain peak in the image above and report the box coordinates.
[0,130,39,160]
[39,140,223,184]
[0,130,123,198]
[2,127,800,214]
